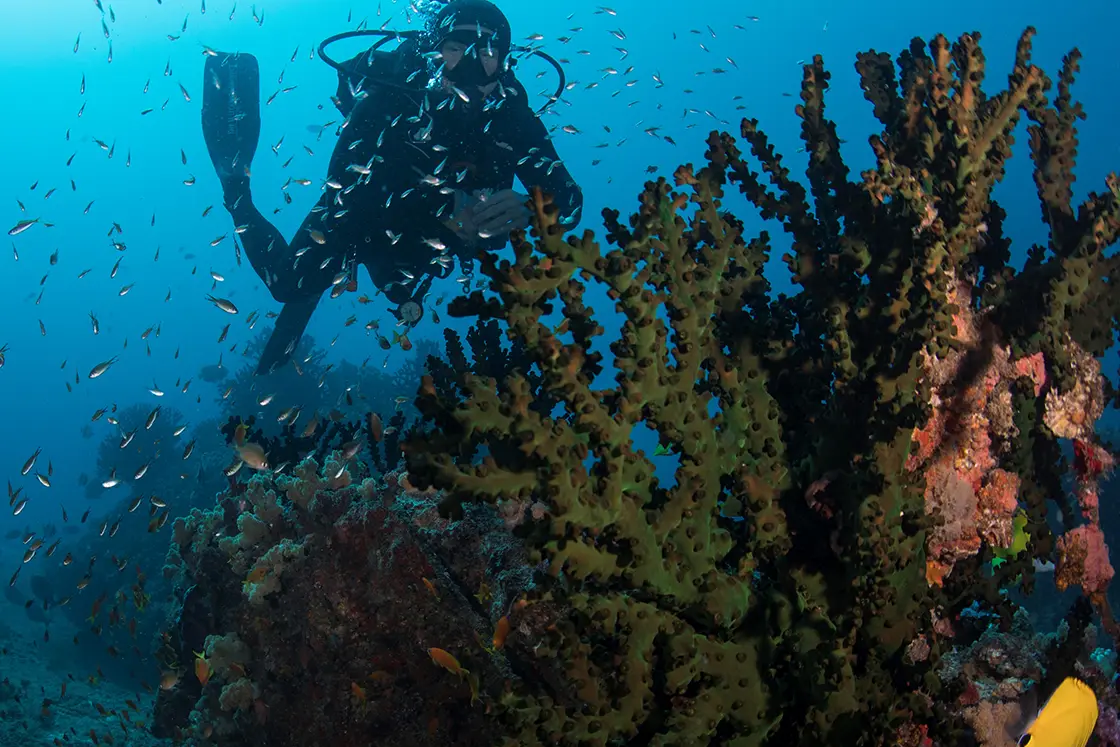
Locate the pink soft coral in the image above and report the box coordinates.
[1011,351,1046,396]
[1056,524,1115,595]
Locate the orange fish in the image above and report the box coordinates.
[194,652,210,686]
[428,647,467,677]
[428,647,478,703]
[350,682,366,702]
[492,616,511,651]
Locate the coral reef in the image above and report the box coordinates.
[154,440,536,744]
[402,28,1120,745]
[940,597,1104,746]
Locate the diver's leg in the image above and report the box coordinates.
[253,220,345,374]
[252,227,340,374]
[226,196,290,288]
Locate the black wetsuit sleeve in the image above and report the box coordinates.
[511,105,583,227]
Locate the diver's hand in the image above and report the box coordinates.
[471,189,531,238]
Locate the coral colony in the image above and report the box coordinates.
[155,29,1120,746]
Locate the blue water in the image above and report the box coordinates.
[3,0,1118,527]
[1,0,1118,742]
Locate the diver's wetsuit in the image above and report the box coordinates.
[222,39,583,365]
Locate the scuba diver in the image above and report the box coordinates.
[200,0,583,374]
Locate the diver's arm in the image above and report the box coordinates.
[511,107,584,228]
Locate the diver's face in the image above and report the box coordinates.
[441,39,499,77]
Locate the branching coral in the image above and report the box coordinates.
[405,28,1120,745]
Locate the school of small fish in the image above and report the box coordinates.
[0,0,804,735]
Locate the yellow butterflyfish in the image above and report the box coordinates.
[1017,677,1097,747]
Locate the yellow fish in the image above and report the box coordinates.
[1018,677,1098,747]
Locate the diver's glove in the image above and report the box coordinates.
[445,189,532,245]
[472,189,532,237]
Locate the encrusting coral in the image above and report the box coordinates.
[405,28,1120,745]
[155,447,536,745]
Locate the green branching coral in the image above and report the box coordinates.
[405,28,1120,746]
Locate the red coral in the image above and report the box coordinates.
[894,722,934,747]
[907,409,943,470]
[924,466,983,585]
[1011,352,1046,396]
[1056,524,1115,595]
[1073,438,1114,481]
[976,469,1021,547]
[1077,484,1100,523]
[911,328,1035,585]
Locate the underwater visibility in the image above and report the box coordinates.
[2,0,1120,745]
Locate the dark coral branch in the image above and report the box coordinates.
[404,28,1120,747]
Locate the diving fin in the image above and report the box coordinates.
[256,295,320,376]
[201,52,261,198]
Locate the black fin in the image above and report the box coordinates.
[256,295,320,375]
[201,52,261,193]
